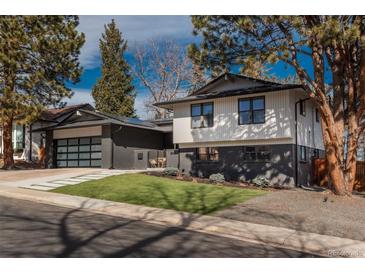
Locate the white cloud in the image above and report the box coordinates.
[78,15,193,69]
[65,88,94,106]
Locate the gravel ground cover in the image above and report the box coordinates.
[214,188,365,241]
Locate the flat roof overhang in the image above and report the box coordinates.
[155,84,303,109]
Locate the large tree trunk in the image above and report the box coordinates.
[2,118,14,169]
[324,143,347,195]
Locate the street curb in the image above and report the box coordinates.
[0,185,364,257]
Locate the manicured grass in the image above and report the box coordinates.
[51,173,266,214]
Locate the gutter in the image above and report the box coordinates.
[294,97,311,187]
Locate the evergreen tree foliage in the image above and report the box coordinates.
[92,19,135,117]
[0,16,85,169]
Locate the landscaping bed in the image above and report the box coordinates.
[145,170,285,192]
[51,173,266,214]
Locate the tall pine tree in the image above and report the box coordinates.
[92,19,135,117]
[0,16,85,169]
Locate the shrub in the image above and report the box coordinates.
[239,175,247,183]
[163,167,179,176]
[209,173,225,184]
[251,175,270,188]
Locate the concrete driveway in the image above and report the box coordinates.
[0,168,104,189]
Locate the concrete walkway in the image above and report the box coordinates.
[0,185,364,258]
[0,168,146,190]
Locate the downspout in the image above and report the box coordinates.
[294,97,311,187]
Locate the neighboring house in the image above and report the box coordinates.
[0,73,326,187]
[155,73,325,187]
[0,104,94,161]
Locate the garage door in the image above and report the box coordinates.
[56,137,102,168]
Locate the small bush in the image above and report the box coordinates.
[239,175,247,183]
[251,175,270,188]
[163,167,179,176]
[209,173,225,184]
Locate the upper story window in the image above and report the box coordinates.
[238,96,265,125]
[300,100,306,116]
[191,102,213,128]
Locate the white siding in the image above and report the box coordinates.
[173,90,293,145]
[53,126,102,139]
[289,90,324,150]
[173,88,324,149]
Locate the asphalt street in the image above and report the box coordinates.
[0,196,317,257]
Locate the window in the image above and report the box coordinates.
[137,153,143,160]
[197,147,219,161]
[242,146,271,162]
[313,148,320,158]
[315,108,320,122]
[300,100,306,116]
[12,124,25,151]
[300,146,307,162]
[191,102,214,128]
[238,97,265,125]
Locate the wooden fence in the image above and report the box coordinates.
[312,158,365,191]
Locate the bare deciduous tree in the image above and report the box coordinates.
[133,40,204,119]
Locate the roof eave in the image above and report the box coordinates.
[155,85,303,107]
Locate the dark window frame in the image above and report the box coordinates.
[137,152,143,160]
[300,100,306,116]
[56,137,102,168]
[238,96,266,125]
[242,146,271,162]
[196,147,219,162]
[312,148,320,159]
[299,145,307,162]
[191,102,214,129]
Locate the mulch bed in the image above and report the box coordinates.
[144,171,283,192]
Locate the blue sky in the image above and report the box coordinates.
[66,15,299,118]
[65,15,196,118]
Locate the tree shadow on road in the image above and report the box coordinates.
[0,194,323,258]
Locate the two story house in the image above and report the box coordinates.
[1,73,324,187]
[156,73,325,187]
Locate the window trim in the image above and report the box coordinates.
[196,147,219,162]
[300,100,306,117]
[299,145,307,163]
[191,102,214,129]
[242,145,271,163]
[238,96,266,125]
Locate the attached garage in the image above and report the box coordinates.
[53,126,102,168]
[55,136,102,167]
[39,108,173,169]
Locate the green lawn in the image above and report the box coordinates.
[51,173,266,214]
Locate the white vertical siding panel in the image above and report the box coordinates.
[173,90,294,145]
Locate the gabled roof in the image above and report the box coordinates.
[39,103,94,121]
[33,108,172,133]
[155,73,302,109]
